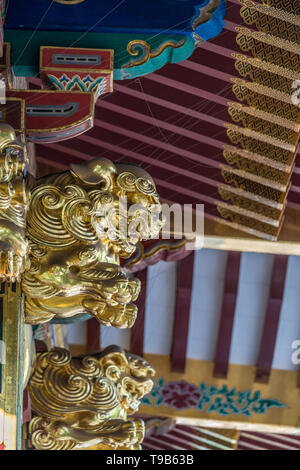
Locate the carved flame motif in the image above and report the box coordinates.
[28,346,155,450]
[23,157,162,325]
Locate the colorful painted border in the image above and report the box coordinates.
[142,378,288,417]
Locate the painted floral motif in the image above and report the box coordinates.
[197,383,287,416]
[142,378,288,416]
[160,380,201,410]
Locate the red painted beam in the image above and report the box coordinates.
[23,390,31,424]
[130,269,148,357]
[36,152,221,207]
[91,116,226,154]
[37,147,300,209]
[86,318,100,353]
[146,72,229,106]
[213,251,241,378]
[154,177,218,205]
[37,143,90,162]
[178,59,233,82]
[36,143,219,191]
[97,91,226,130]
[255,255,289,383]
[171,252,195,373]
[81,126,222,168]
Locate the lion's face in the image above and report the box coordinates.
[100,348,155,416]
[28,347,155,450]
[118,375,154,414]
[80,269,141,328]
[24,157,162,326]
[71,158,163,258]
[90,187,162,258]
[29,347,155,423]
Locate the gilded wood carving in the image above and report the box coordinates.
[0,123,29,282]
[28,346,155,450]
[22,158,162,325]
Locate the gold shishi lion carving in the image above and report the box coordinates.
[28,346,155,450]
[22,157,162,325]
[0,123,30,281]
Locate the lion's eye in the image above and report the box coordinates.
[110,368,120,380]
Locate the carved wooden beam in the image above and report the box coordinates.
[171,253,195,373]
[255,255,289,383]
[213,251,241,378]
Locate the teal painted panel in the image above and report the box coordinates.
[5,30,195,79]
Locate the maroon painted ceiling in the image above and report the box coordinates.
[32,0,300,232]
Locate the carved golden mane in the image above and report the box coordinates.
[28,346,155,450]
[22,157,162,325]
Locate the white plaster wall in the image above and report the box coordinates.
[66,321,87,345]
[143,260,177,355]
[229,252,274,366]
[65,250,300,371]
[273,255,300,371]
[187,248,227,360]
[101,325,131,350]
